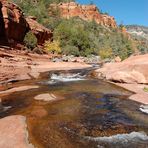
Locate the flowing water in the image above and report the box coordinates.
[0,68,148,148]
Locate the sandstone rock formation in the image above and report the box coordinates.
[0,0,29,44]
[26,16,53,45]
[50,2,117,28]
[95,54,148,84]
[0,1,52,45]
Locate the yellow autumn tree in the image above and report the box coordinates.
[44,40,61,54]
[99,47,113,59]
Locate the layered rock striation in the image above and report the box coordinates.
[50,2,117,28]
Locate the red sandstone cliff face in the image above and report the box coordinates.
[0,0,29,44]
[26,16,53,45]
[50,2,117,28]
[0,0,52,46]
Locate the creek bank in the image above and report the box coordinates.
[95,54,148,84]
[0,48,92,86]
[94,54,148,104]
[115,83,148,105]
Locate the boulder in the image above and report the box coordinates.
[95,54,148,84]
[0,0,29,44]
[114,56,122,62]
[26,17,53,45]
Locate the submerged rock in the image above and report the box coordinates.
[30,106,48,118]
[0,115,34,148]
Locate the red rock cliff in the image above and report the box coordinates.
[0,0,29,44]
[26,16,53,45]
[0,0,52,46]
[50,2,117,28]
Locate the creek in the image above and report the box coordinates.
[0,68,148,148]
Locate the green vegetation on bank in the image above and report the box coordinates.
[11,0,74,27]
[53,18,134,58]
[24,31,37,49]
[12,0,140,59]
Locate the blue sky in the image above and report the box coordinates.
[77,0,148,26]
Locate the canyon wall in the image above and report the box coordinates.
[50,2,117,28]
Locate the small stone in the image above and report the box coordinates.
[114,56,121,62]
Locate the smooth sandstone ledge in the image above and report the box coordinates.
[0,62,92,83]
[0,85,39,95]
[116,83,148,105]
[0,115,34,148]
[34,93,57,102]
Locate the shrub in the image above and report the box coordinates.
[32,47,44,54]
[24,31,37,49]
[144,87,148,92]
[62,45,80,56]
[99,48,113,59]
[44,40,61,54]
[53,18,136,58]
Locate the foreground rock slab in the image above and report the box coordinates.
[0,115,33,148]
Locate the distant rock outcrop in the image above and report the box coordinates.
[126,25,148,40]
[50,2,117,28]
